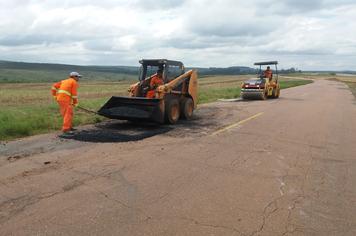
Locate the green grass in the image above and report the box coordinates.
[279,80,313,89]
[0,81,132,140]
[199,87,241,103]
[0,76,313,141]
[0,99,110,140]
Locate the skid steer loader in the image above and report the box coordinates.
[98,59,198,124]
[241,61,280,100]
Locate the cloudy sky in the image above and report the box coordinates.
[0,0,355,70]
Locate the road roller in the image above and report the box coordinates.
[241,61,280,100]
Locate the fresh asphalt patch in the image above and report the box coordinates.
[60,105,229,142]
[61,121,173,143]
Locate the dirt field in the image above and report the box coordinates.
[1,78,356,235]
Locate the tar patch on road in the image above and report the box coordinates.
[61,121,173,143]
[60,105,237,142]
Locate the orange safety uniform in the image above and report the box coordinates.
[51,77,78,132]
[264,69,273,79]
[146,74,164,98]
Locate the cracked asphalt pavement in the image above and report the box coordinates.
[1,79,356,235]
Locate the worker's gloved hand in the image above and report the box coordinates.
[53,96,57,101]
[72,103,78,107]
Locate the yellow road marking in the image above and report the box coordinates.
[211,112,264,136]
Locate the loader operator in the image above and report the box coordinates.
[51,72,81,135]
[146,69,164,98]
[264,66,273,80]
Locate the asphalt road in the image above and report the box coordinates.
[1,79,356,235]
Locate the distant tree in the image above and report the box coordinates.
[280,67,301,74]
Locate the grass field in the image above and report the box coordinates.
[326,75,356,99]
[345,82,356,99]
[0,75,312,141]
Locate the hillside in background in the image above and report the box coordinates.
[0,60,138,74]
[1,60,350,83]
[0,60,138,83]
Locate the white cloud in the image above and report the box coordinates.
[0,0,355,70]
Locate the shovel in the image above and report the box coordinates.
[76,105,98,115]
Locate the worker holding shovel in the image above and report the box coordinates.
[51,72,81,135]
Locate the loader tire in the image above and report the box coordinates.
[165,98,180,124]
[272,88,280,98]
[272,88,277,98]
[275,88,280,98]
[260,90,267,100]
[181,97,194,120]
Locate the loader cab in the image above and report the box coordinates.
[138,59,185,83]
[131,59,186,98]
